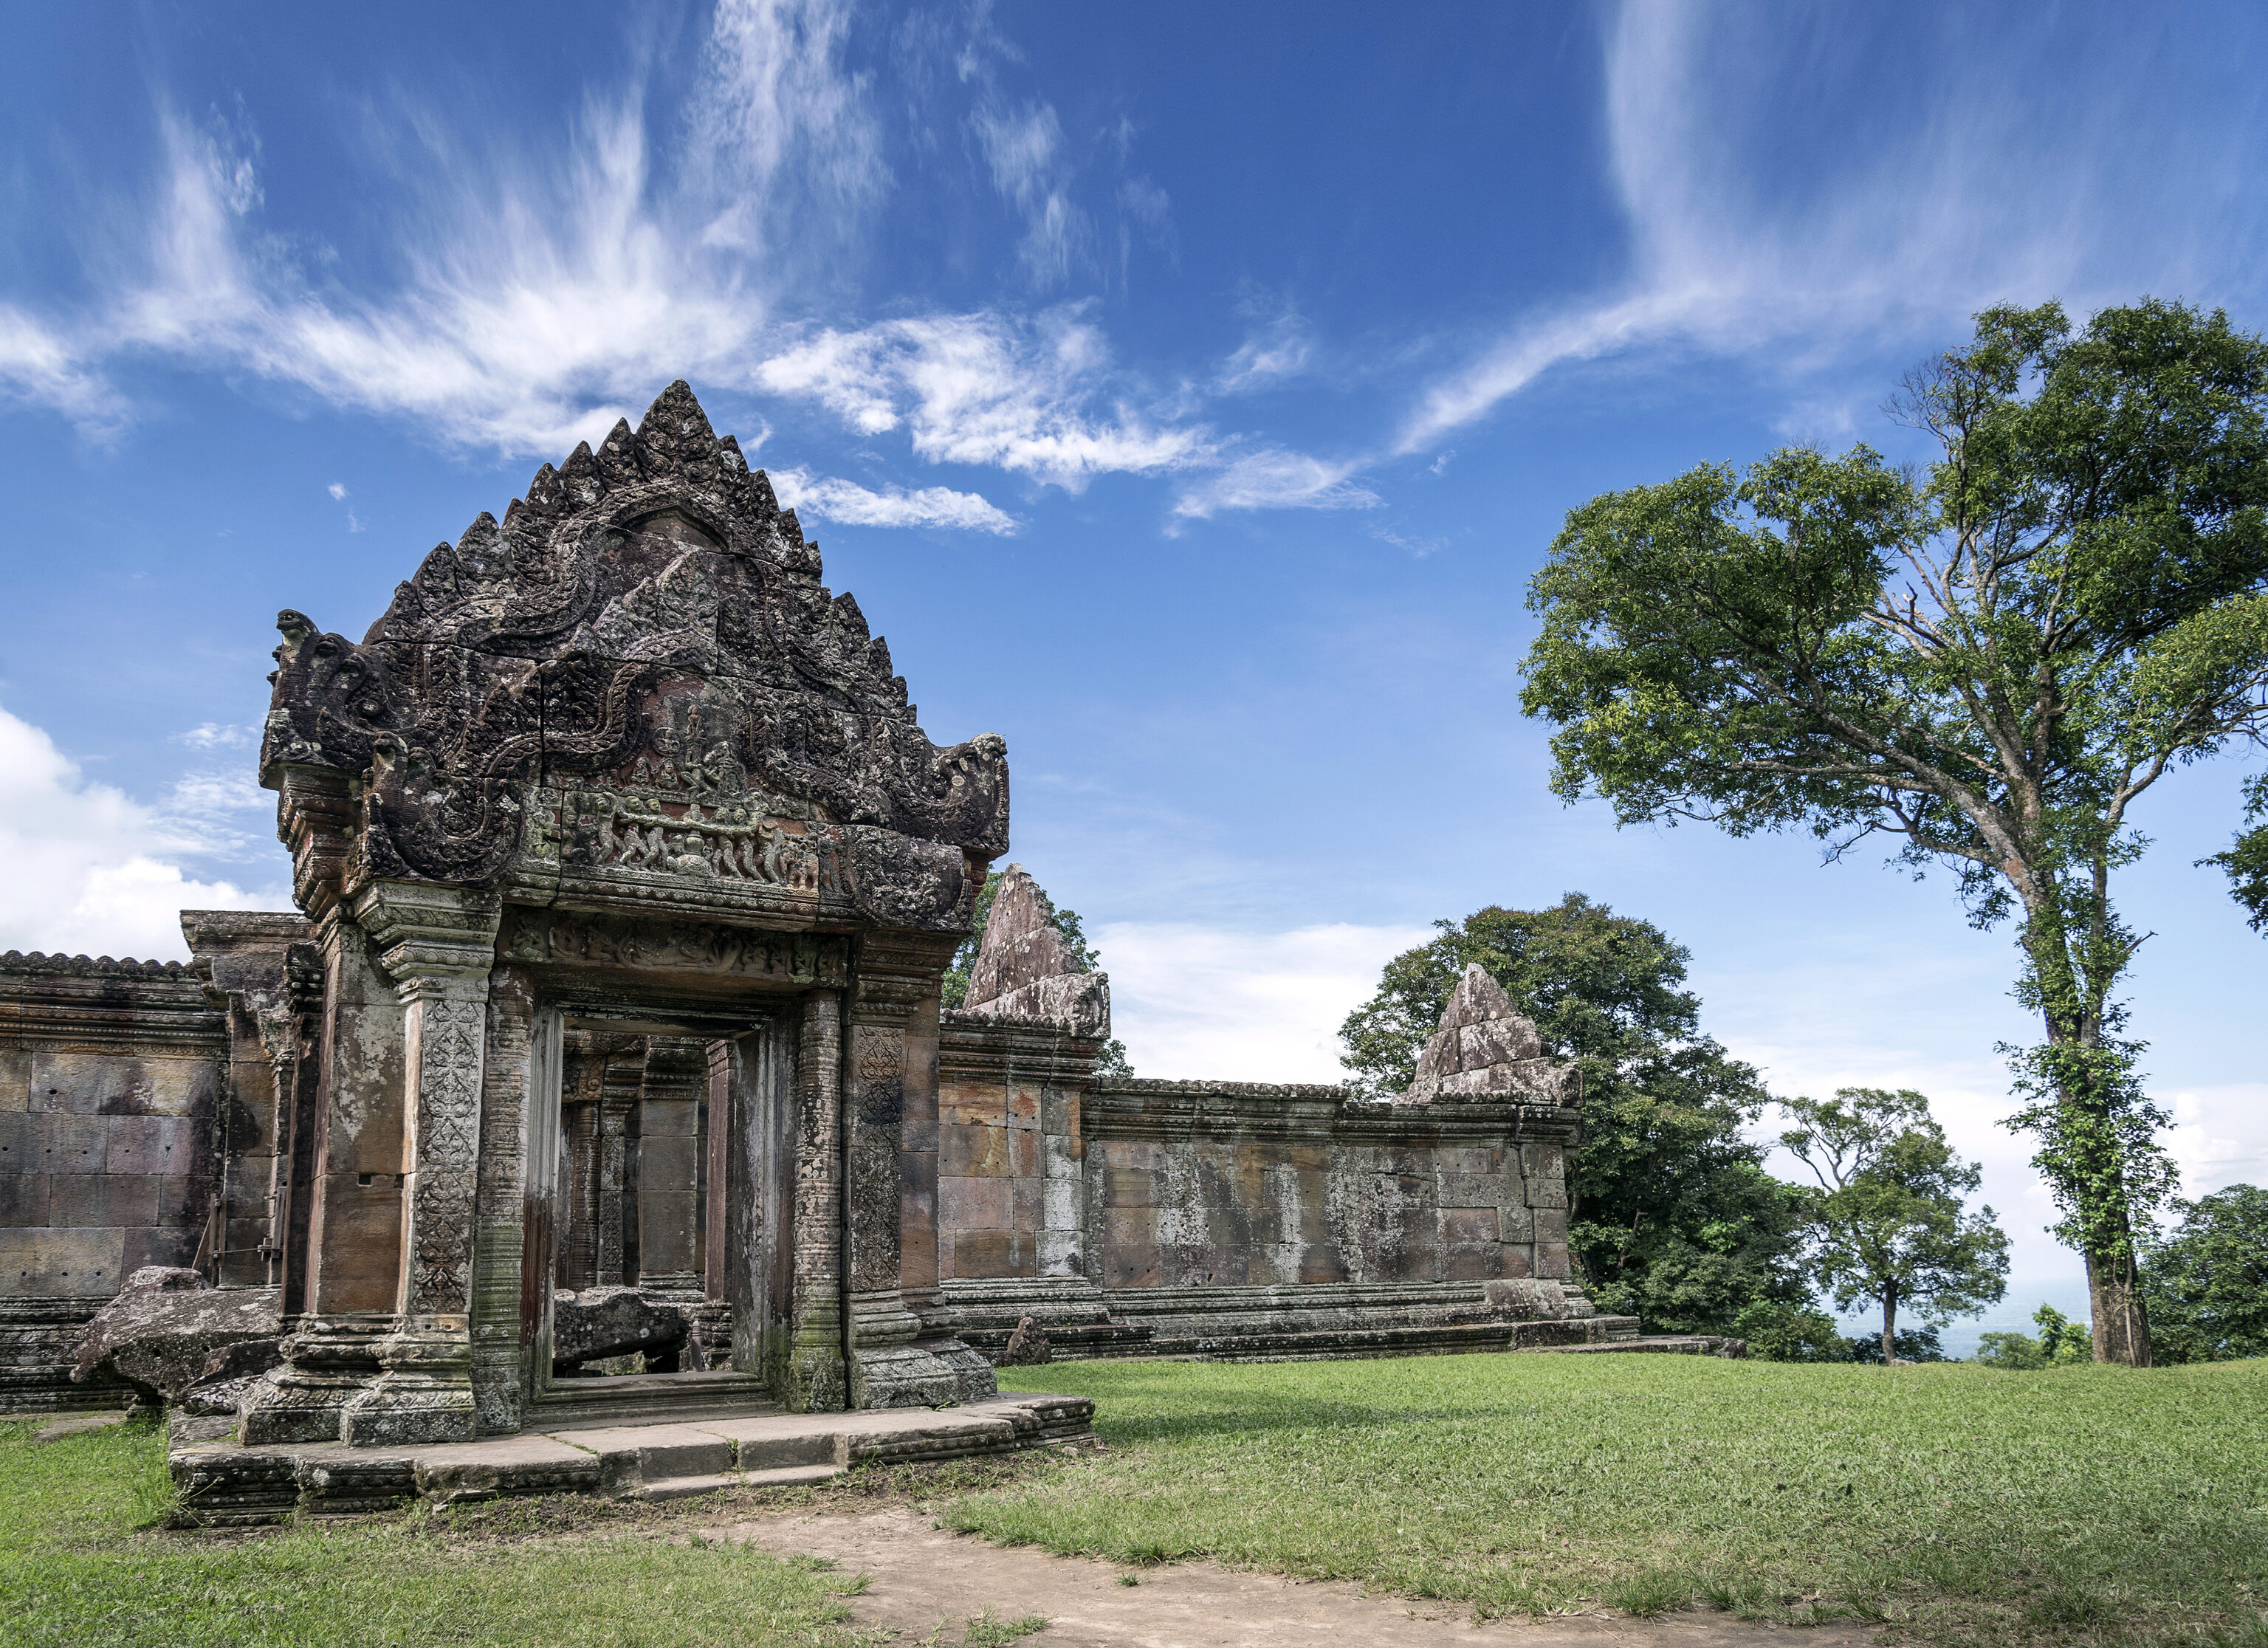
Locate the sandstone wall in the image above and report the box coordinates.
[1085,1081,1573,1289]
[1,952,229,1410]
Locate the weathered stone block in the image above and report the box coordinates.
[72,1269,283,1406]
[0,1226,126,1294]
[1104,1164,1156,1206]
[941,1125,1009,1178]
[950,1230,1020,1279]
[0,1113,107,1174]
[1440,1206,1499,1246]
[1007,1127,1040,1180]
[30,1053,217,1118]
[0,1051,29,1113]
[1437,1171,1509,1208]
[49,1175,159,1230]
[940,1175,1011,1232]
[122,1228,198,1274]
[0,1173,49,1226]
[106,1116,202,1178]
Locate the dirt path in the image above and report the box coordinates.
[706,1507,1883,1648]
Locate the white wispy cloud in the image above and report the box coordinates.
[175,722,256,751]
[0,704,277,961]
[756,306,1207,489]
[1216,306,1313,394]
[769,466,1017,534]
[972,100,1088,290]
[1170,447,1380,521]
[1397,1,2255,453]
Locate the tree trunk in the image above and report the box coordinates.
[2086,1248,2153,1367]
[1880,1284,1897,1366]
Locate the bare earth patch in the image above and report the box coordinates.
[702,1505,1883,1647]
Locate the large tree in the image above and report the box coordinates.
[2139,1184,2268,1364]
[1519,300,2268,1364]
[1781,1088,2010,1364]
[1341,895,1810,1333]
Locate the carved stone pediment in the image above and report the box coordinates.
[261,380,1004,931]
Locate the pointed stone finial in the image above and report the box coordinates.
[1400,962,1565,1105]
[594,417,644,491]
[961,865,1110,1039]
[634,380,720,480]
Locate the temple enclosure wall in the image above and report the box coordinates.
[6,384,1637,1457]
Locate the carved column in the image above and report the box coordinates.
[238,902,404,1446]
[843,932,994,1408]
[339,881,502,1447]
[785,992,846,1410]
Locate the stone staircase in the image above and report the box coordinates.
[169,1393,1096,1525]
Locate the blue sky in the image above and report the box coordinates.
[4,1,2264,1331]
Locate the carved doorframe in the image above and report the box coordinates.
[516,989,790,1411]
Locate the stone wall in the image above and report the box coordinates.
[0,951,229,1411]
[1085,1079,1572,1289]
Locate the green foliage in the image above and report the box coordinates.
[1781,1088,2010,1362]
[2141,1183,2268,1364]
[1975,1305,2095,1369]
[1846,1324,1948,1364]
[1338,894,1807,1332]
[2204,774,2268,930]
[1733,1299,1855,1362]
[980,1353,2268,1644]
[941,870,1132,1077]
[1518,299,2268,1359]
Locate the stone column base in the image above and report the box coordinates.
[846,1291,995,1407]
[238,1316,385,1446]
[340,1317,478,1447]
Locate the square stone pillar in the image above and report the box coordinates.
[238,904,403,1446]
[784,993,846,1410]
[636,1037,707,1297]
[843,933,994,1408]
[337,881,501,1447]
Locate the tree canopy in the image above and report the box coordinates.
[1781,1088,2010,1363]
[1519,299,2268,1363]
[1339,893,1808,1333]
[2140,1184,2268,1364]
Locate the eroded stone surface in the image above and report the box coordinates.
[69,1268,281,1406]
[551,1287,689,1372]
[961,865,1110,1037]
[1403,964,1570,1105]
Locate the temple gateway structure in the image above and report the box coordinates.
[1,383,1644,1505]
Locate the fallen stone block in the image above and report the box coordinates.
[551,1286,688,1372]
[71,1268,282,1408]
[997,1315,1054,1367]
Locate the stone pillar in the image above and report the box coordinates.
[469,965,535,1435]
[785,992,846,1410]
[636,1037,707,1297]
[595,1051,641,1286]
[843,933,994,1408]
[239,904,405,1446]
[339,881,501,1448]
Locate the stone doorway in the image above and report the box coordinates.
[520,998,797,1426]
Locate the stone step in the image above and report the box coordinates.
[636,1472,740,1500]
[168,1393,1097,1525]
[742,1463,840,1490]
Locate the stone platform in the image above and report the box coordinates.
[167,1393,1096,1525]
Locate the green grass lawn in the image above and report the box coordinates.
[983,1354,2268,1646]
[0,1417,873,1648]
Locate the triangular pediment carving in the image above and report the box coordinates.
[261,381,1005,930]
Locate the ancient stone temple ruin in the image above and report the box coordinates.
[1,382,1638,1511]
